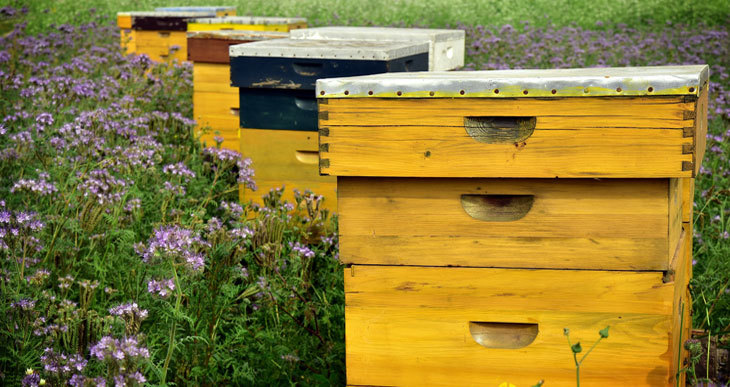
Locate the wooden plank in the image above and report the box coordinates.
[240,128,337,209]
[193,63,238,94]
[345,265,673,386]
[117,14,132,29]
[682,178,695,223]
[188,21,307,32]
[338,177,673,270]
[320,97,696,178]
[134,30,187,48]
[669,226,692,386]
[694,85,709,176]
[188,38,254,64]
[668,178,683,267]
[193,91,239,118]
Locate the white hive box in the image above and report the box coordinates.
[290,26,465,71]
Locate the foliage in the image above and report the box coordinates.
[0,9,343,386]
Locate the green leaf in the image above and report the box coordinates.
[599,326,610,339]
[571,342,582,353]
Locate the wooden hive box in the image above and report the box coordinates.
[155,6,237,17]
[188,30,288,151]
[229,38,430,209]
[116,11,216,62]
[186,16,307,32]
[317,65,708,386]
[290,26,466,71]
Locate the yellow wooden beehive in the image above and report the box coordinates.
[188,30,288,151]
[317,65,708,386]
[116,11,216,63]
[187,16,307,32]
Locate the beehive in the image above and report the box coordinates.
[188,30,288,151]
[290,26,466,71]
[229,38,430,209]
[117,11,215,62]
[318,65,708,386]
[187,16,307,32]
[154,6,237,17]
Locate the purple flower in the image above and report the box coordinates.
[77,169,130,206]
[289,241,315,259]
[162,162,196,181]
[109,302,148,321]
[147,278,175,297]
[139,225,209,271]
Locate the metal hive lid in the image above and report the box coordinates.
[290,26,465,43]
[316,65,709,98]
[155,6,236,12]
[187,30,289,40]
[229,38,429,60]
[188,16,306,25]
[116,11,216,18]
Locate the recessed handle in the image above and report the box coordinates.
[295,150,319,164]
[464,116,536,144]
[158,31,171,38]
[461,194,534,222]
[292,62,323,76]
[294,97,317,111]
[404,59,415,72]
[469,322,539,349]
[230,107,240,117]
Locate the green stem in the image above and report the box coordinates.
[576,365,580,387]
[161,264,183,384]
[578,337,603,365]
[676,302,685,387]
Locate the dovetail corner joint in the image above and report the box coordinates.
[319,143,329,152]
[318,98,328,105]
[682,144,694,154]
[683,111,697,120]
[682,161,694,171]
[318,111,329,120]
[662,269,676,284]
[682,127,694,138]
[683,95,699,103]
[319,127,330,137]
[319,158,330,169]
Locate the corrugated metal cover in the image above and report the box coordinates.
[316,65,709,98]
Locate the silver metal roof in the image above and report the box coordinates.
[290,26,464,42]
[229,38,429,60]
[117,11,216,18]
[188,16,306,25]
[155,6,236,12]
[187,30,289,40]
[316,65,709,98]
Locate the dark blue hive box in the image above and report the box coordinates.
[229,38,429,131]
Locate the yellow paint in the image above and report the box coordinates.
[215,10,236,17]
[193,63,238,94]
[320,97,696,178]
[669,226,692,386]
[116,14,132,28]
[119,29,136,54]
[345,265,674,386]
[682,178,695,223]
[132,31,188,63]
[240,129,337,210]
[187,21,307,32]
[338,177,681,270]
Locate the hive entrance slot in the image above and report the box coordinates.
[469,322,539,349]
[464,116,536,143]
[460,194,534,222]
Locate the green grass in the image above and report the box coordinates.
[4,0,730,34]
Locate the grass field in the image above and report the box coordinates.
[5,0,730,34]
[1,1,729,385]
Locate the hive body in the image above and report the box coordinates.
[319,66,708,386]
[230,38,435,209]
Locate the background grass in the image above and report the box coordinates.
[4,0,730,34]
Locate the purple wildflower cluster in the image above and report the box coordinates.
[202,147,257,190]
[40,347,87,381]
[89,335,150,361]
[461,21,729,119]
[147,278,175,297]
[289,241,315,259]
[76,169,131,206]
[138,225,209,271]
[162,162,196,181]
[11,171,57,196]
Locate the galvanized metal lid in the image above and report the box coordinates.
[116,11,216,18]
[316,65,710,98]
[155,6,236,12]
[187,30,288,41]
[188,16,306,25]
[290,26,464,43]
[229,38,429,60]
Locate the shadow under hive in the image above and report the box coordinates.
[188,30,288,151]
[116,11,217,63]
[317,65,708,386]
[229,38,432,210]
